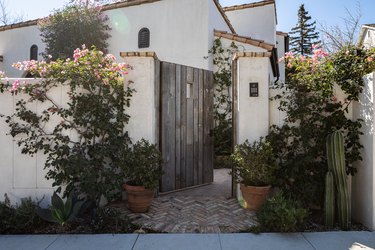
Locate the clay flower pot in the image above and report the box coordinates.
[123,182,155,213]
[240,183,271,211]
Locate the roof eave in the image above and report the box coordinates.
[214,29,274,51]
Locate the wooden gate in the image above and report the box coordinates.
[160,62,214,193]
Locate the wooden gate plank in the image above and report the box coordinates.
[193,68,199,185]
[203,71,214,184]
[160,62,214,192]
[180,66,187,189]
[175,64,182,190]
[198,69,204,185]
[186,66,194,187]
[161,62,176,192]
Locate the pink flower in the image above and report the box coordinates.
[367,57,373,62]
[12,62,23,70]
[105,54,116,61]
[9,80,20,93]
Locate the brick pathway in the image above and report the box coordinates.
[113,195,257,233]
[113,169,257,233]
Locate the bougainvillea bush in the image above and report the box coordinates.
[269,45,375,208]
[1,46,133,207]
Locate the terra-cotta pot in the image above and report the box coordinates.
[240,183,271,211]
[123,182,154,213]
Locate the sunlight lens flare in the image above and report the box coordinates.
[108,10,131,34]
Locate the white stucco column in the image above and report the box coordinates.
[233,52,272,145]
[120,52,160,145]
[352,72,375,230]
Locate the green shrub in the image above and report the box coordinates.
[257,192,308,232]
[0,194,43,233]
[91,207,136,233]
[231,138,277,186]
[119,139,163,190]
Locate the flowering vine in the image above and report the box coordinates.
[268,45,375,208]
[1,47,134,207]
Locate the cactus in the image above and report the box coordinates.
[324,171,334,228]
[326,131,351,230]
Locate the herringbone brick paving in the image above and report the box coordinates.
[113,169,257,233]
[113,195,257,233]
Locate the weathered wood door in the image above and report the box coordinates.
[160,62,214,192]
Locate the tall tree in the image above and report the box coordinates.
[0,0,23,25]
[289,4,320,55]
[39,1,110,60]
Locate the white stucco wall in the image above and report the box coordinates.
[0,0,222,77]
[362,29,375,50]
[276,34,286,83]
[235,56,270,144]
[207,1,232,71]
[0,56,158,205]
[0,79,64,206]
[225,4,276,45]
[108,0,211,71]
[0,26,45,77]
[352,72,375,230]
[122,56,159,144]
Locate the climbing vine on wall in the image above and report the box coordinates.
[207,38,238,156]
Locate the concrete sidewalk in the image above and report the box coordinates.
[0,232,374,250]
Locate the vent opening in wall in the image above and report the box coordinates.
[138,28,150,48]
[30,45,38,61]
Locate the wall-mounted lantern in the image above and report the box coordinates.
[249,82,259,97]
[0,55,3,62]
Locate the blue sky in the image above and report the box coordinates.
[4,0,375,33]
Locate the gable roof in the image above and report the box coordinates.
[223,0,275,12]
[0,19,38,32]
[0,0,236,34]
[276,31,288,37]
[212,0,236,34]
[214,30,274,51]
[223,0,277,25]
[357,24,375,47]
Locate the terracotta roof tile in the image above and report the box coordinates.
[276,31,288,37]
[233,51,272,60]
[214,29,274,51]
[212,0,236,34]
[0,0,236,34]
[120,51,158,59]
[0,19,38,32]
[223,0,275,12]
[101,0,161,11]
[0,0,162,31]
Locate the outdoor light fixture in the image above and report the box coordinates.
[249,82,259,97]
[0,56,3,62]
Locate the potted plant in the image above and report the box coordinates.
[119,139,163,213]
[231,138,277,211]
